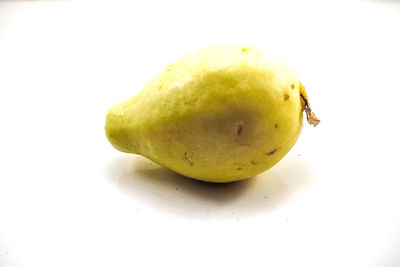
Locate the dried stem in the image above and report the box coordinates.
[300,94,320,127]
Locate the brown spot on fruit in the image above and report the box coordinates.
[251,161,256,165]
[274,123,278,129]
[184,151,194,166]
[266,148,278,156]
[291,84,295,89]
[284,94,290,100]
[236,122,243,136]
[237,167,242,171]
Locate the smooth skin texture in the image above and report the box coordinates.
[105,45,319,183]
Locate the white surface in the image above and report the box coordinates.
[1,1,400,266]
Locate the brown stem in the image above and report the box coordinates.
[300,94,320,127]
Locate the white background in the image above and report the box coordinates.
[1,0,400,266]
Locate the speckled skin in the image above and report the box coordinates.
[106,45,306,182]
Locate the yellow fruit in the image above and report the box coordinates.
[105,45,319,183]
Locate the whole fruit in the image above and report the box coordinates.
[105,45,319,183]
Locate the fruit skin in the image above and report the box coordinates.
[106,45,308,183]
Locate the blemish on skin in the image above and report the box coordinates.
[236,122,243,136]
[274,123,278,129]
[251,161,256,165]
[184,151,194,166]
[291,84,295,89]
[266,148,278,156]
[284,94,290,100]
[237,167,242,171]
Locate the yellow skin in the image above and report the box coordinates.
[106,45,318,183]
